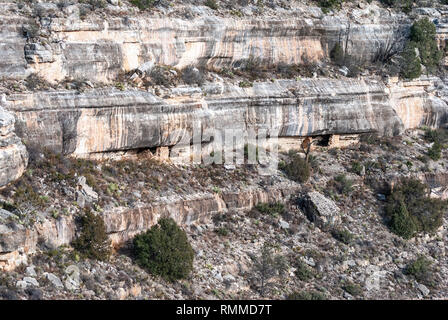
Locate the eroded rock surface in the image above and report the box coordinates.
[4,77,448,157]
[0,2,447,159]
[299,191,341,230]
[0,95,28,188]
[0,3,409,83]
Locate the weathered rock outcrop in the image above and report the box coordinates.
[4,77,448,157]
[0,182,298,271]
[0,96,28,187]
[0,3,410,83]
[0,2,446,159]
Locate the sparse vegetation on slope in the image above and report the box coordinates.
[405,256,435,287]
[279,154,311,183]
[250,242,287,296]
[130,0,157,10]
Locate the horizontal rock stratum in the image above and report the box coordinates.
[0,3,410,82]
[0,3,447,159]
[3,77,448,157]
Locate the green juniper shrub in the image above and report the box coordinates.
[388,200,417,240]
[346,59,362,78]
[380,0,414,13]
[255,202,285,217]
[427,141,442,161]
[307,154,320,171]
[25,74,51,91]
[278,160,286,171]
[342,281,363,297]
[423,128,448,144]
[235,55,265,80]
[424,128,440,143]
[330,43,345,66]
[424,128,447,161]
[204,0,218,10]
[22,22,40,39]
[417,154,430,164]
[399,42,422,80]
[215,227,229,236]
[399,17,442,79]
[149,66,174,87]
[239,80,253,88]
[281,154,311,183]
[287,290,326,300]
[359,132,381,145]
[57,0,72,10]
[410,18,442,74]
[351,161,363,175]
[276,62,298,78]
[315,0,344,13]
[0,202,17,212]
[385,178,447,239]
[88,0,106,9]
[295,260,314,281]
[251,242,288,296]
[242,55,262,73]
[132,218,194,281]
[405,255,434,287]
[72,210,111,261]
[329,174,353,195]
[331,228,354,245]
[115,82,125,91]
[130,0,156,10]
[181,66,206,86]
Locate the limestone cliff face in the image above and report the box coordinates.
[389,77,448,130]
[0,11,29,80]
[1,2,447,160]
[0,3,409,83]
[0,96,28,188]
[4,77,448,157]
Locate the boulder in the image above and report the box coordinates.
[44,273,64,289]
[23,277,39,287]
[417,283,430,297]
[76,176,99,207]
[298,191,341,230]
[26,266,37,277]
[137,61,154,75]
[64,265,80,290]
[33,3,59,17]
